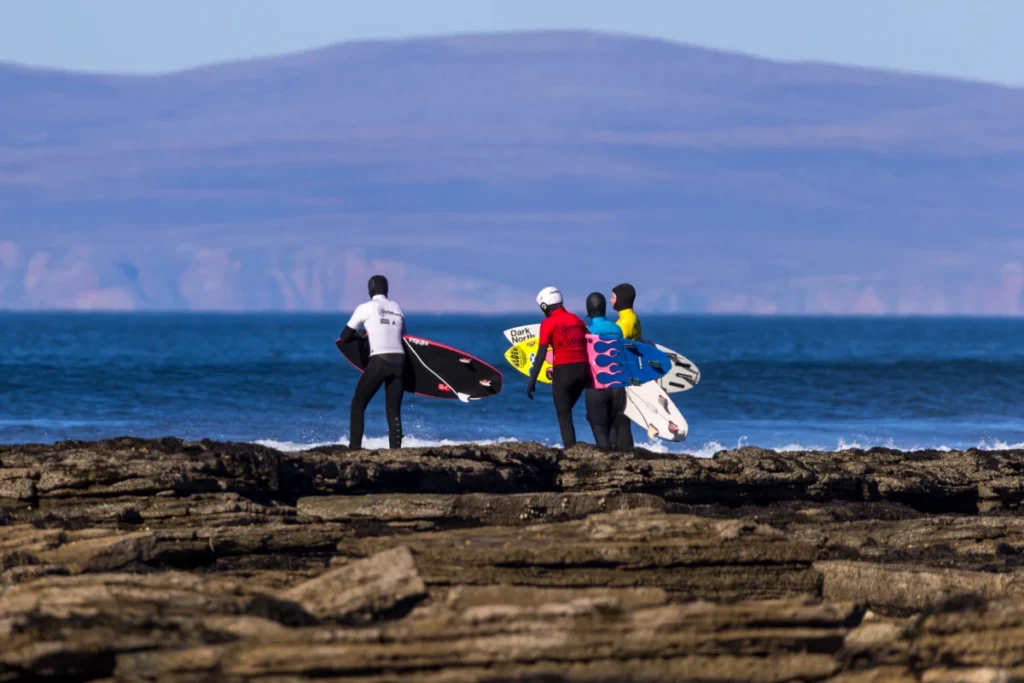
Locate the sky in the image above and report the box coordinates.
[0,0,1023,85]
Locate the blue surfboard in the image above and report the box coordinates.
[587,336,672,389]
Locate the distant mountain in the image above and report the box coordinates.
[2,31,1024,313]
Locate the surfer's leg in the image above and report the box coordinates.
[609,388,634,450]
[551,365,578,448]
[349,359,386,449]
[553,363,589,448]
[585,388,612,450]
[383,365,404,449]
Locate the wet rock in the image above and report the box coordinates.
[9,438,1024,514]
[560,446,1012,513]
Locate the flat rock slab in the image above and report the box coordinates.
[281,546,425,622]
[1,526,157,578]
[297,491,665,528]
[345,509,820,601]
[0,571,314,680]
[113,597,857,682]
[818,560,1024,614]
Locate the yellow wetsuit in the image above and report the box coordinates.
[615,308,642,341]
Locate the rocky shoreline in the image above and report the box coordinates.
[3,438,1024,680]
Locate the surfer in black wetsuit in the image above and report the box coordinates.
[610,283,641,449]
[338,275,406,450]
[583,292,626,450]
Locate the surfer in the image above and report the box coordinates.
[526,287,590,448]
[610,283,642,449]
[338,275,406,450]
[583,292,626,450]
[612,283,642,341]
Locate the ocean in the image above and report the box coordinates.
[2,313,1024,455]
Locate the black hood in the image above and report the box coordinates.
[612,283,636,311]
[368,274,389,298]
[586,292,607,318]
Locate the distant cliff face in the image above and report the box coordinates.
[2,31,1024,313]
[0,242,534,311]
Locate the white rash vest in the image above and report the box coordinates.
[346,295,406,356]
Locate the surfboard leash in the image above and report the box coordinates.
[402,338,472,403]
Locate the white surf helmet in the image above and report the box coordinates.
[536,286,563,309]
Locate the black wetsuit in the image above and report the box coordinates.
[583,292,630,451]
[348,353,405,450]
[585,385,627,450]
[552,362,590,448]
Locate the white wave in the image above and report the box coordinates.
[975,439,1024,451]
[256,435,1024,456]
[255,434,523,453]
[676,436,1024,458]
[679,440,726,458]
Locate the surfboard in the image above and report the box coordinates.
[504,337,554,384]
[588,336,672,388]
[337,335,502,402]
[503,335,670,389]
[623,382,688,442]
[502,324,700,393]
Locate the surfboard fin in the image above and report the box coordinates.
[479,379,492,387]
[456,392,471,403]
[459,357,472,364]
[647,425,659,440]
[648,360,664,371]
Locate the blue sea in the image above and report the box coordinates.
[2,313,1024,456]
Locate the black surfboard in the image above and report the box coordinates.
[335,335,503,401]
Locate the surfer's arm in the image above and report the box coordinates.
[340,303,370,341]
[525,342,549,399]
[526,319,554,398]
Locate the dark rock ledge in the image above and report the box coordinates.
[2,437,1024,681]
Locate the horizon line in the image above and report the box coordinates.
[4,309,1024,321]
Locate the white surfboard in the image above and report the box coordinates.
[502,324,700,393]
[501,324,689,442]
[623,381,688,442]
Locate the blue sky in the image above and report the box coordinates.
[1,0,1023,85]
